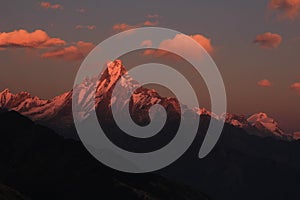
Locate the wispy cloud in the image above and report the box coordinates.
[0,29,66,49]
[290,82,300,92]
[113,14,161,32]
[39,2,63,10]
[254,32,282,49]
[268,0,300,20]
[112,23,136,32]
[75,25,96,30]
[257,79,272,87]
[41,41,94,61]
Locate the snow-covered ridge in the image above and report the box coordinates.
[0,60,298,140]
[196,109,295,140]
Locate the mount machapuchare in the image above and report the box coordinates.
[0,60,296,140]
[1,60,300,200]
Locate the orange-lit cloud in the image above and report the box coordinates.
[75,25,96,30]
[0,29,66,49]
[40,2,63,10]
[113,15,160,32]
[161,34,214,54]
[290,82,300,92]
[144,14,160,26]
[112,23,136,32]
[41,41,94,61]
[143,20,159,26]
[141,40,153,47]
[257,79,272,87]
[254,32,282,48]
[143,34,214,58]
[268,0,300,20]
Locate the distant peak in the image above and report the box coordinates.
[0,88,10,94]
[248,112,269,122]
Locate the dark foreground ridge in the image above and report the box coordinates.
[0,111,207,200]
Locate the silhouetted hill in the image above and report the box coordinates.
[0,183,29,200]
[161,116,300,200]
[0,111,207,200]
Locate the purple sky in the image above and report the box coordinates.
[0,0,299,132]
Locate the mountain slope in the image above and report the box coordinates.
[160,116,300,200]
[0,183,29,200]
[0,111,207,200]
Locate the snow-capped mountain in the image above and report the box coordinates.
[223,112,294,140]
[0,60,182,136]
[0,60,297,140]
[193,108,291,140]
[0,88,71,121]
[247,112,285,137]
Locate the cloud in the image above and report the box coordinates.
[143,34,214,58]
[112,23,136,32]
[189,34,214,53]
[254,32,282,48]
[40,2,63,10]
[0,29,66,49]
[141,40,153,47]
[257,79,272,87]
[75,25,96,30]
[160,34,214,54]
[268,0,300,20]
[143,20,159,26]
[41,41,94,61]
[143,14,160,26]
[76,8,86,13]
[113,15,160,32]
[290,82,300,92]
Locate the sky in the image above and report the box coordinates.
[0,0,300,132]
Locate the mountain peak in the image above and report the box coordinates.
[107,60,125,77]
[0,88,11,94]
[248,112,269,121]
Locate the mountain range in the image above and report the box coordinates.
[0,60,297,140]
[1,60,300,199]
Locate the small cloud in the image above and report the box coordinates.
[112,23,136,32]
[257,79,272,87]
[76,8,86,13]
[75,25,96,30]
[143,20,159,26]
[290,82,300,92]
[0,29,66,49]
[41,41,95,61]
[40,2,63,10]
[254,32,282,49]
[189,34,214,54]
[113,15,160,32]
[143,34,214,58]
[144,14,160,26]
[268,0,300,20]
[141,40,153,47]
